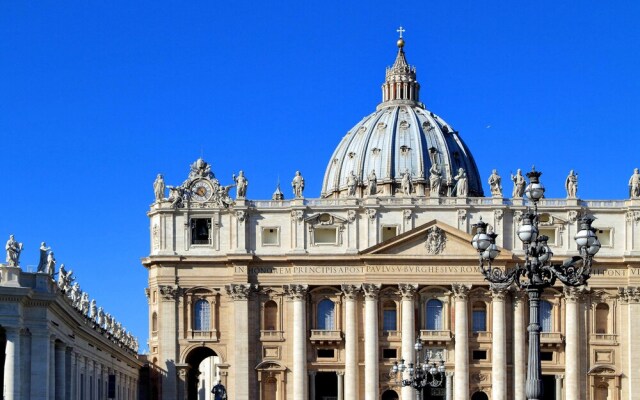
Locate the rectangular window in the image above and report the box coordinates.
[597,228,612,247]
[539,228,557,246]
[382,348,398,359]
[314,228,338,245]
[317,349,335,358]
[191,218,212,245]
[541,351,553,361]
[472,350,487,360]
[472,310,486,332]
[383,309,397,331]
[381,226,398,242]
[261,227,280,246]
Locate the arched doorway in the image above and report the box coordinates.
[471,392,489,400]
[185,347,220,400]
[381,389,399,400]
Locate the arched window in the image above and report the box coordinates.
[264,301,278,331]
[540,300,552,332]
[151,312,158,333]
[472,302,487,332]
[595,303,610,334]
[382,301,397,331]
[426,299,443,330]
[317,299,335,330]
[264,377,277,400]
[194,299,210,331]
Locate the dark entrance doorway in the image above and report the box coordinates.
[471,392,489,400]
[185,347,218,400]
[314,372,338,400]
[541,375,557,400]
[381,389,399,399]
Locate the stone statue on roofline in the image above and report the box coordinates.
[453,168,468,197]
[233,170,248,199]
[292,171,305,198]
[153,174,165,202]
[5,235,22,267]
[37,242,51,273]
[46,251,56,277]
[629,168,640,199]
[488,169,503,197]
[511,169,526,198]
[565,170,578,199]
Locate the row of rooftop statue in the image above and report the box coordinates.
[3,236,139,353]
[152,158,640,202]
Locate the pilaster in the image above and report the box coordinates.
[362,283,381,400]
[225,283,256,399]
[563,286,581,400]
[398,283,417,400]
[512,290,526,400]
[341,284,361,400]
[285,284,309,399]
[491,286,507,400]
[452,283,471,400]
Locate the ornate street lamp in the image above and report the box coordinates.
[471,167,600,400]
[390,338,446,400]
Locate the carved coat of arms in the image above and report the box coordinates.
[425,226,447,255]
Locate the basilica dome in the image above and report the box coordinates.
[321,38,483,198]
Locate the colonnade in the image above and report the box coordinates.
[2,328,138,400]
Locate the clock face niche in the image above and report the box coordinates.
[190,180,213,202]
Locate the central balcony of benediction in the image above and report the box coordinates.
[309,329,343,344]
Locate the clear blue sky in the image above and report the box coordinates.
[1,1,638,351]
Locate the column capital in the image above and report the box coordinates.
[225,283,256,300]
[398,283,418,299]
[618,286,640,303]
[362,283,381,299]
[451,283,471,299]
[341,284,361,300]
[490,286,508,300]
[308,370,317,377]
[158,284,183,300]
[284,284,309,300]
[563,286,586,302]
[336,370,345,376]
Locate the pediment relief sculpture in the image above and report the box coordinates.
[305,212,347,227]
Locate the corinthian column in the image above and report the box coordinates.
[399,283,418,400]
[3,327,21,400]
[362,284,381,400]
[226,283,256,400]
[491,287,507,400]
[285,284,309,400]
[452,283,471,400]
[564,287,580,400]
[341,284,361,399]
[622,288,640,400]
[513,290,527,400]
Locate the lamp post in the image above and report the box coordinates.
[390,338,446,400]
[471,167,600,400]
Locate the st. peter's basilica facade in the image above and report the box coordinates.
[144,36,640,400]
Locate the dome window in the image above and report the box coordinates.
[358,126,367,134]
[442,125,450,134]
[423,121,433,131]
[348,152,357,159]
[372,148,381,155]
[377,122,387,131]
[400,145,411,155]
[399,120,410,130]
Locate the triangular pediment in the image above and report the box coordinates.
[361,219,513,259]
